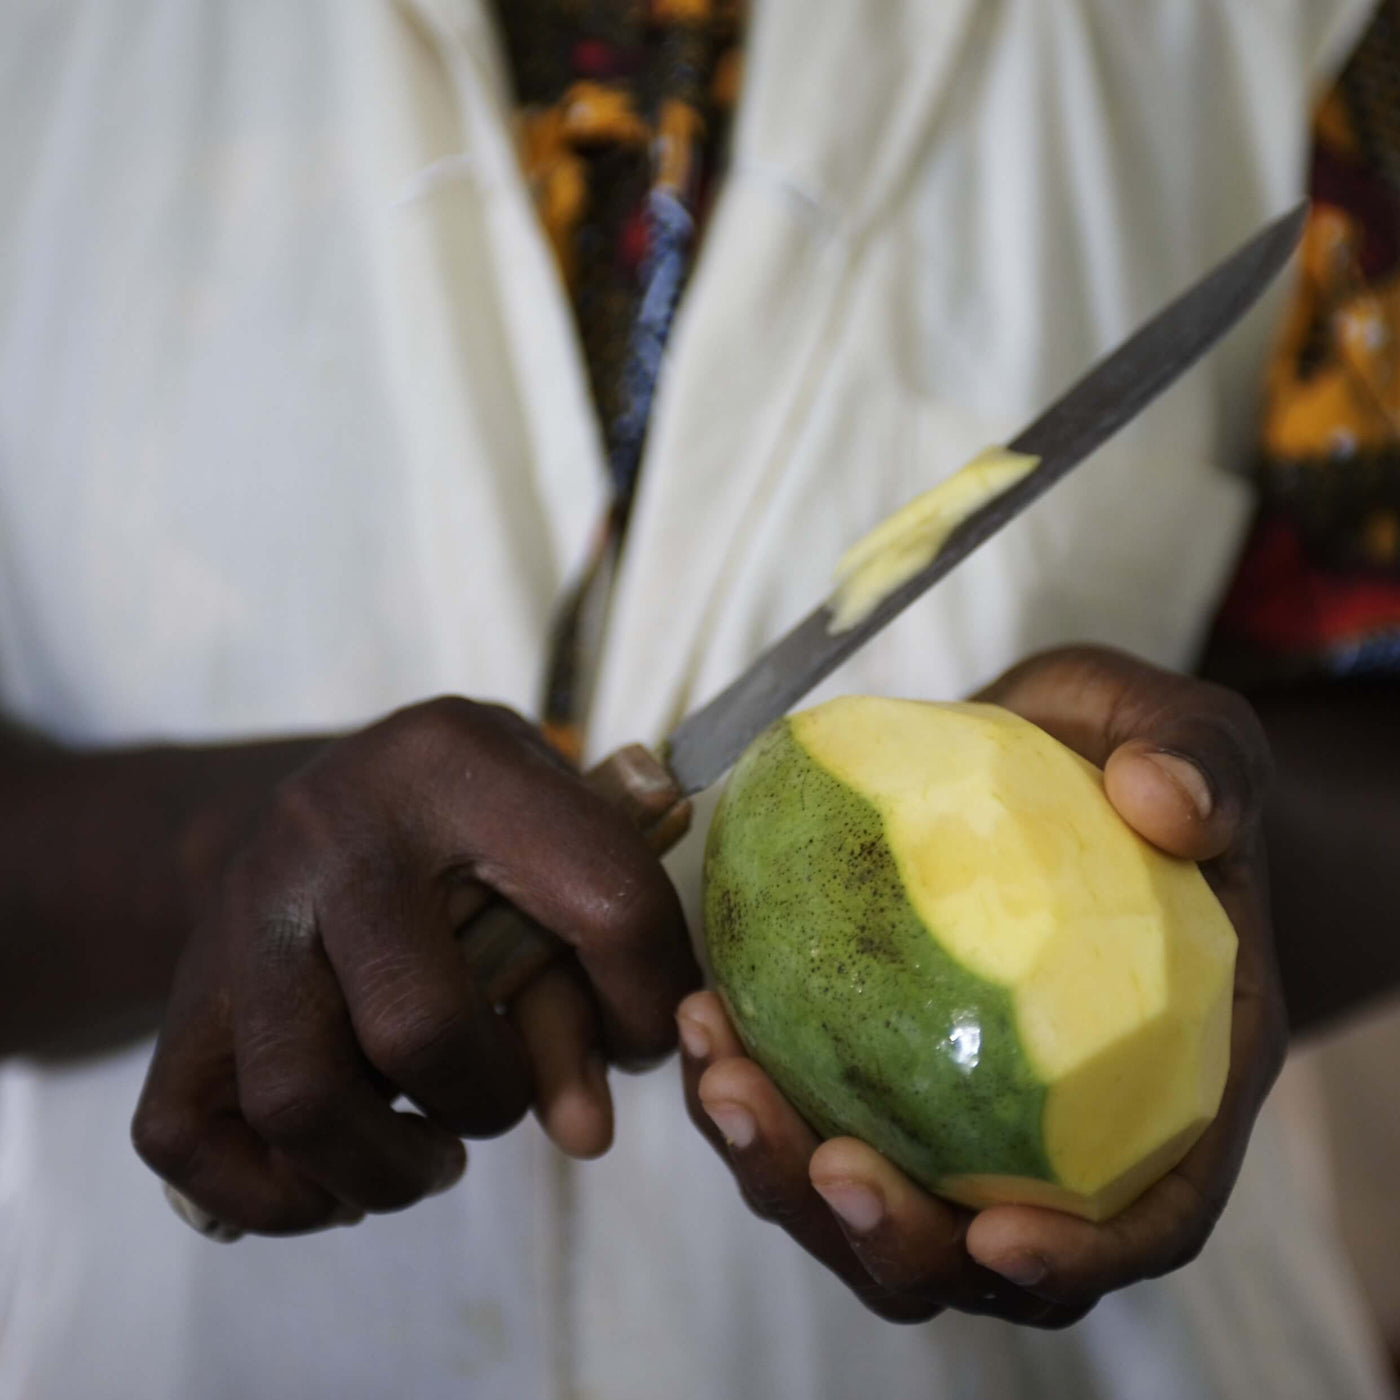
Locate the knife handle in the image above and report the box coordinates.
[457,744,693,1005]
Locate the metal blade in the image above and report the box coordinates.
[663,202,1307,793]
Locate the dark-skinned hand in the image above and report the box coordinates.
[133,697,697,1234]
[678,646,1286,1328]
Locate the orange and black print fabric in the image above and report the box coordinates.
[1218,0,1400,678]
[490,0,744,757]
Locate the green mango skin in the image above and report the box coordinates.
[703,718,1053,1192]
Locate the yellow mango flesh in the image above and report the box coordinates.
[710,697,1235,1221]
[828,448,1039,632]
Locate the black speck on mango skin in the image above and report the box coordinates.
[702,718,1053,1190]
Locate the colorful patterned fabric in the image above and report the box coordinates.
[1217,1,1400,680]
[490,0,744,758]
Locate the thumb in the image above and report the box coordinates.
[980,647,1272,863]
[1106,741,1238,862]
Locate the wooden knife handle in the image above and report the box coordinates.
[458,744,693,1005]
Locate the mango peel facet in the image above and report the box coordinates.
[701,696,1235,1222]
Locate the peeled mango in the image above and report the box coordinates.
[702,696,1236,1222]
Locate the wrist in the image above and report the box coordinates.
[171,737,328,930]
[0,730,329,1056]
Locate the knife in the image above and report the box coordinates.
[457,202,1308,1005]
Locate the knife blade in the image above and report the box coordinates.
[663,201,1308,794]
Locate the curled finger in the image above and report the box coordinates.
[513,960,613,1159]
[809,1138,1084,1327]
[678,993,936,1322]
[133,962,347,1235]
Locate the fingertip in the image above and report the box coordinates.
[1147,750,1214,819]
[676,1008,711,1062]
[700,1099,757,1151]
[397,1112,470,1196]
[810,1146,890,1235]
[966,1203,1134,1304]
[809,1136,886,1183]
[677,990,746,1062]
[811,1177,886,1235]
[676,988,722,1024]
[810,1140,961,1242]
[695,1057,786,1149]
[965,1207,1058,1287]
[1105,742,1229,860]
[427,1139,469,1195]
[695,1055,762,1110]
[539,1053,614,1159]
[539,1090,614,1159]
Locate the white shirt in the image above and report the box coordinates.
[0,2,1394,1397]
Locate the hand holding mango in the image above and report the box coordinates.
[679,647,1284,1327]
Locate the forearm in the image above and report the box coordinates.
[0,725,326,1056]
[1253,680,1400,1035]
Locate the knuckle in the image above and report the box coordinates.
[1167,1224,1212,1275]
[737,1180,806,1230]
[216,802,322,916]
[260,776,335,851]
[1191,684,1275,796]
[361,696,483,776]
[858,1284,943,1325]
[131,1102,203,1180]
[220,790,337,910]
[241,1075,338,1147]
[454,1090,531,1139]
[392,695,518,754]
[1209,682,1268,751]
[611,1040,676,1075]
[1028,1299,1097,1331]
[371,697,548,794]
[1043,642,1121,676]
[1155,1176,1220,1277]
[867,1298,941,1324]
[407,694,486,738]
[356,1176,433,1215]
[583,873,676,955]
[1220,690,1272,768]
[358,994,470,1086]
[465,700,539,740]
[986,643,1113,700]
[241,1198,343,1237]
[957,1278,1097,1328]
[242,911,320,984]
[609,989,690,1070]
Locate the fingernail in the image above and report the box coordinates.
[677,1012,710,1061]
[1152,751,1214,820]
[812,1180,885,1234]
[163,1184,245,1244]
[328,1203,366,1228]
[703,1100,756,1150]
[988,1252,1048,1287]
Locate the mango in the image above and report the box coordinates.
[702,696,1236,1222]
